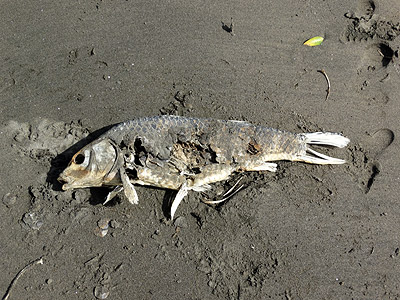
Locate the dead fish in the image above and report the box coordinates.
[58,115,350,218]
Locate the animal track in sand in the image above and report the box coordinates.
[342,0,400,43]
[343,0,400,100]
[356,43,397,106]
[347,128,394,193]
[343,1,398,194]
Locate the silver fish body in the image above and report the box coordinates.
[58,115,350,218]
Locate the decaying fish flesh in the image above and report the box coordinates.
[58,115,350,218]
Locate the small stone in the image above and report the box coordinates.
[94,286,110,299]
[22,212,43,230]
[109,219,120,229]
[97,218,110,230]
[2,193,16,207]
[46,278,53,284]
[94,227,108,237]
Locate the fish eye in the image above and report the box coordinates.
[74,153,85,165]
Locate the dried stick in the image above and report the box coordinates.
[2,257,44,300]
[317,69,331,100]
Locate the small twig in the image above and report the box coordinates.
[377,48,392,59]
[317,69,330,100]
[2,257,44,300]
[377,48,385,57]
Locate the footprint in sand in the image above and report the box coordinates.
[357,0,375,18]
[347,128,394,193]
[365,128,395,158]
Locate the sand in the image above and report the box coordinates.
[1,0,400,299]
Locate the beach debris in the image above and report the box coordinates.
[22,212,43,230]
[2,257,44,300]
[94,218,110,237]
[304,36,324,46]
[58,115,349,219]
[317,69,331,100]
[97,218,111,229]
[93,226,108,238]
[94,286,110,299]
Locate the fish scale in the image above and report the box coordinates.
[103,116,302,168]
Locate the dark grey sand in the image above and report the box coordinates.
[1,0,400,299]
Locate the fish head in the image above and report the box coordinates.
[58,139,120,190]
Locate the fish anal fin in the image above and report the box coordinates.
[170,182,188,220]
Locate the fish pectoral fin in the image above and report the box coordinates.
[170,182,188,220]
[103,186,124,205]
[120,168,139,204]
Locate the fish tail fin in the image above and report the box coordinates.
[304,132,350,148]
[298,132,350,165]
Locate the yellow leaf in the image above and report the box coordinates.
[303,36,324,46]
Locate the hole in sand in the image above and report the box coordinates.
[378,43,394,67]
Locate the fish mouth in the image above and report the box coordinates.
[57,174,72,191]
[58,177,83,191]
[60,183,71,191]
[57,172,103,190]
